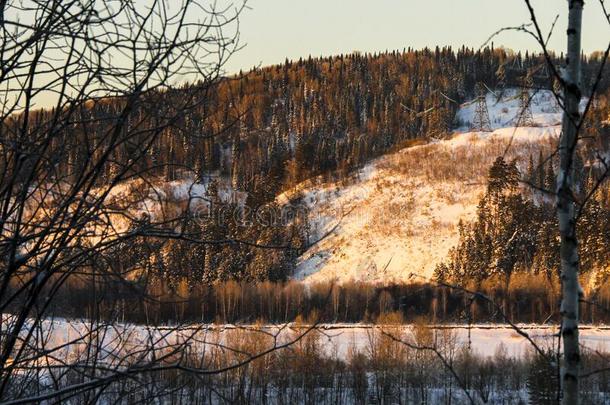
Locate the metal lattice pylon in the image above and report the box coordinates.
[471,83,492,132]
[517,75,535,127]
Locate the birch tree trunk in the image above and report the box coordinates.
[558,1,584,404]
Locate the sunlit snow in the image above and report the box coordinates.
[290,89,565,283]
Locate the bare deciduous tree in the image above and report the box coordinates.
[399,2,609,403]
[555,2,584,403]
[523,1,610,403]
[0,0,312,402]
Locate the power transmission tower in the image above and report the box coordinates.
[495,61,508,102]
[517,74,535,127]
[471,83,492,132]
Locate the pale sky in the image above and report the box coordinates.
[17,1,610,108]
[225,0,610,73]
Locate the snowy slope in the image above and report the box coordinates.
[288,89,563,284]
[455,88,563,130]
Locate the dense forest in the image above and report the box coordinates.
[435,153,610,291]
[17,46,610,195]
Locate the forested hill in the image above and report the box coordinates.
[6,47,610,288]
[27,46,610,201]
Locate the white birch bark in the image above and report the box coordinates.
[558,1,584,404]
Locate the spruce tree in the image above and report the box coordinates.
[527,350,559,405]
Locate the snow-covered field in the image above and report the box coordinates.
[14,317,610,363]
[11,318,610,403]
[314,323,610,359]
[287,89,564,283]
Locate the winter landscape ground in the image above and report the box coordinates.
[5,89,608,404]
[27,89,607,355]
[20,317,610,361]
[2,1,610,403]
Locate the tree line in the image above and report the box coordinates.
[7,46,609,197]
[18,276,610,325]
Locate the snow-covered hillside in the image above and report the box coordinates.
[288,89,563,284]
